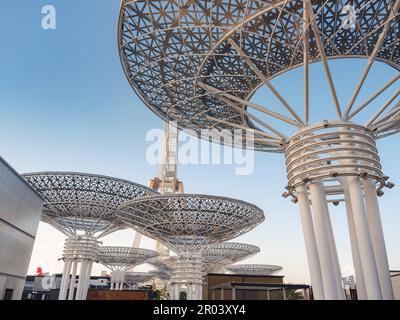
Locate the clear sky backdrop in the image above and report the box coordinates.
[0,1,399,284]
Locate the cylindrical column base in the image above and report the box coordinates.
[171,253,203,300]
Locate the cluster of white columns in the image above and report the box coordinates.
[58,236,98,300]
[288,122,393,300]
[296,182,346,299]
[170,253,203,300]
[110,271,125,291]
[170,282,202,300]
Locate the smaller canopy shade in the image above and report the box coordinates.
[124,272,156,286]
[97,246,158,271]
[203,242,260,273]
[227,264,282,275]
[117,194,265,253]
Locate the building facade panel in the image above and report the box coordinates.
[0,159,43,236]
[0,157,43,300]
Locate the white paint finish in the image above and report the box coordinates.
[364,179,394,300]
[342,181,367,300]
[345,176,382,299]
[296,184,325,300]
[309,181,340,299]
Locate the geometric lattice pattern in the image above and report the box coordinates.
[125,272,157,286]
[117,194,265,253]
[23,172,157,237]
[147,257,174,275]
[119,0,400,151]
[203,242,260,273]
[97,246,158,271]
[227,263,283,275]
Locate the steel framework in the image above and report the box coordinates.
[119,0,400,300]
[117,194,264,300]
[138,122,183,258]
[97,246,158,290]
[23,172,157,300]
[147,257,174,275]
[202,242,260,273]
[227,264,283,275]
[124,272,157,289]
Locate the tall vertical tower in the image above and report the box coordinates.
[132,121,184,256]
[149,121,184,195]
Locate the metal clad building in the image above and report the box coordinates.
[0,157,43,300]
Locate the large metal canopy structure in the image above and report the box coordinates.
[227,263,283,275]
[118,194,264,253]
[23,172,157,300]
[23,172,157,237]
[119,0,400,149]
[119,0,399,300]
[97,246,159,290]
[117,194,264,300]
[202,242,260,273]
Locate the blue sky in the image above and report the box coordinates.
[0,1,399,283]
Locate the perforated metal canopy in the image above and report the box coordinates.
[124,272,156,285]
[203,242,260,272]
[97,246,159,271]
[23,172,157,237]
[227,263,283,275]
[147,257,174,275]
[119,0,400,151]
[117,194,265,253]
[149,270,172,281]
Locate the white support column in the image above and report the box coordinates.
[68,261,78,300]
[169,283,173,299]
[363,179,394,300]
[309,181,340,299]
[58,260,69,299]
[59,259,72,300]
[296,184,325,300]
[342,180,367,300]
[187,284,192,300]
[345,176,382,299]
[174,283,180,300]
[323,200,346,300]
[82,261,93,300]
[196,283,202,300]
[76,260,88,300]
